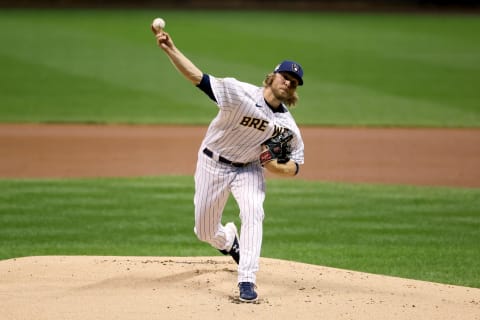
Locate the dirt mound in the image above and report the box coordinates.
[1,256,478,319]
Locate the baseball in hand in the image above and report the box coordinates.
[152,18,166,32]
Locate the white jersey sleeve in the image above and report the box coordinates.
[290,129,305,165]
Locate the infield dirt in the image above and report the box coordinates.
[1,256,479,320]
[1,123,480,187]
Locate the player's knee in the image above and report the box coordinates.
[240,209,265,224]
[193,224,214,242]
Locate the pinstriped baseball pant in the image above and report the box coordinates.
[194,151,265,284]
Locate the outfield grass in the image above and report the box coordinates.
[1,177,479,288]
[1,10,479,127]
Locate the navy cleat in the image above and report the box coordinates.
[219,222,240,264]
[238,282,258,302]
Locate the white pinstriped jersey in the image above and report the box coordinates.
[193,73,304,284]
[201,75,304,165]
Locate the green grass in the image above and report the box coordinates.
[1,10,479,127]
[1,177,479,288]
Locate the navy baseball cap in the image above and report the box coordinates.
[274,60,304,86]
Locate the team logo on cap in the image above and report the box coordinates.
[292,64,299,72]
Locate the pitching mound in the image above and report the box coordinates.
[1,256,478,319]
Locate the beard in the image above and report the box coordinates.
[271,86,293,102]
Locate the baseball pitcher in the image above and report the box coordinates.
[152,24,305,302]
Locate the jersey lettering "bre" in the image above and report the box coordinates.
[239,116,269,132]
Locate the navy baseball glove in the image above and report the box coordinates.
[260,128,293,165]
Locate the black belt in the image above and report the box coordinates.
[203,148,248,167]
